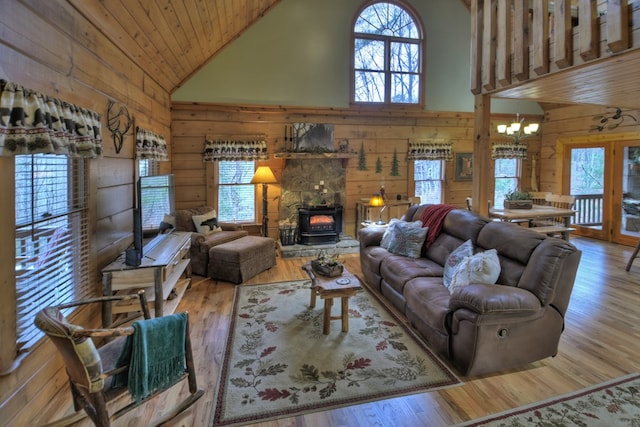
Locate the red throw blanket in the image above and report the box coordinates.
[420,204,457,250]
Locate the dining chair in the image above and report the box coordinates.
[34,291,204,427]
[529,192,551,206]
[530,194,576,233]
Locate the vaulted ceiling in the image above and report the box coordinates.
[70,0,282,94]
[72,0,640,109]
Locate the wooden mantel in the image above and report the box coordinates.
[274,152,357,167]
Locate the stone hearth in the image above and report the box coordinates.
[278,235,359,259]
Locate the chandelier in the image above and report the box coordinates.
[493,113,539,160]
[496,113,539,144]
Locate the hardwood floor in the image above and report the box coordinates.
[40,237,640,426]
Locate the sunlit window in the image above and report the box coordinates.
[352,1,424,106]
[414,160,443,203]
[217,161,256,222]
[494,158,521,208]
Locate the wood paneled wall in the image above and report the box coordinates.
[171,103,542,238]
[539,104,640,194]
[0,1,173,424]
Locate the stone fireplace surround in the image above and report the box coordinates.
[278,159,359,257]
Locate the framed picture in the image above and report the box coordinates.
[454,152,473,181]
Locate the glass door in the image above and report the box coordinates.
[565,139,640,245]
[614,144,640,246]
[566,145,608,241]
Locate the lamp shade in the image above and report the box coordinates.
[251,166,277,184]
[369,194,384,207]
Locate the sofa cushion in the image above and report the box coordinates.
[380,255,443,295]
[384,220,428,258]
[449,249,500,291]
[443,239,473,290]
[404,276,453,334]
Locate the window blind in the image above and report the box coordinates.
[14,154,90,353]
[139,174,175,231]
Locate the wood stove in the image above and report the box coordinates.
[297,206,343,245]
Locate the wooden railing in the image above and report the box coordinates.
[573,194,604,226]
[470,0,638,95]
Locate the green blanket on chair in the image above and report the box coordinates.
[115,312,187,402]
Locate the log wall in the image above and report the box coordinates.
[171,103,542,238]
[0,1,172,424]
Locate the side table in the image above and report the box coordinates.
[302,261,361,334]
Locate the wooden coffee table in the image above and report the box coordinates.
[302,261,361,335]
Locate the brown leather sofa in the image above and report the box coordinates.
[173,207,248,277]
[359,205,582,376]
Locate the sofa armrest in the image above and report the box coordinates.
[358,226,386,249]
[449,284,541,315]
[218,222,243,231]
[190,232,206,250]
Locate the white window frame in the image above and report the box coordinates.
[216,160,256,223]
[494,158,522,208]
[413,159,444,204]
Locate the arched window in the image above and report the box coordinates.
[352,1,424,106]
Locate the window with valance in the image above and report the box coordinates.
[1,79,96,367]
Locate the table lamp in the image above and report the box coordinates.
[369,193,386,225]
[251,166,277,237]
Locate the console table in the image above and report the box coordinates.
[101,231,191,327]
[355,199,412,235]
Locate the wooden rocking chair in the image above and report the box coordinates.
[34,291,204,427]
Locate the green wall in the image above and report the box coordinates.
[173,0,541,114]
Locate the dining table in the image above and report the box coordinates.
[488,205,577,240]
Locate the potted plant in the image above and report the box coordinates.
[504,190,533,209]
[311,251,343,277]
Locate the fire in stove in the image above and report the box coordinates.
[310,215,335,231]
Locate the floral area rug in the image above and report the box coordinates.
[456,373,640,427]
[210,280,461,426]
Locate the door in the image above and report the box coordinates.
[565,140,640,245]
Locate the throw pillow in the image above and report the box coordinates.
[385,220,428,258]
[192,210,221,235]
[448,249,501,292]
[380,218,400,249]
[443,239,474,290]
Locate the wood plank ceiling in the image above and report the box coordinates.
[70,0,282,94]
[72,0,640,110]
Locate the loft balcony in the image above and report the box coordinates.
[470,0,640,109]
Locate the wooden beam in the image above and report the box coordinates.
[513,0,530,81]
[532,0,550,75]
[482,0,497,91]
[472,94,492,217]
[496,0,511,86]
[607,0,630,53]
[579,0,599,61]
[554,0,573,68]
[470,0,483,95]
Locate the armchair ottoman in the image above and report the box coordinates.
[208,236,276,284]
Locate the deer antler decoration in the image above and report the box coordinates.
[107,100,133,153]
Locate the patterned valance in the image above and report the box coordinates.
[492,142,527,160]
[407,141,453,161]
[0,79,102,158]
[136,126,169,161]
[203,136,268,161]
